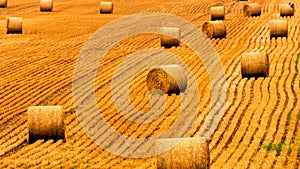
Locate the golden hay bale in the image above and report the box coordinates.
[6,17,22,34]
[202,21,226,39]
[241,52,269,78]
[27,106,65,143]
[160,27,180,48]
[100,1,113,14]
[210,6,225,21]
[269,19,288,38]
[0,0,7,8]
[279,3,294,17]
[156,138,210,169]
[147,64,187,95]
[243,3,261,17]
[40,0,53,12]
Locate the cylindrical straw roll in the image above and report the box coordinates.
[241,52,269,78]
[269,19,288,38]
[202,21,226,39]
[147,64,187,95]
[6,17,23,34]
[157,138,210,169]
[279,3,294,17]
[27,106,65,143]
[40,0,53,12]
[100,1,113,14]
[243,3,261,17]
[0,0,7,8]
[210,6,225,21]
[160,27,180,48]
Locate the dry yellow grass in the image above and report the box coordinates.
[0,0,300,168]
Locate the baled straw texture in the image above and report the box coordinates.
[210,6,225,21]
[160,27,180,48]
[269,19,288,38]
[6,17,23,34]
[202,21,226,39]
[27,106,65,143]
[40,0,53,12]
[0,0,7,8]
[279,3,294,17]
[147,64,187,95]
[243,3,261,17]
[241,52,269,78]
[100,1,113,14]
[157,138,210,169]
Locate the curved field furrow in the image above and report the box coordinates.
[210,16,271,163]
[249,41,282,168]
[1,0,300,168]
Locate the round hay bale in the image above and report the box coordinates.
[243,3,261,17]
[279,3,294,17]
[100,1,113,14]
[147,64,187,95]
[202,21,226,39]
[210,6,225,21]
[27,106,65,143]
[160,27,180,48]
[0,0,7,8]
[269,20,288,38]
[156,138,210,169]
[6,17,22,34]
[241,52,269,78]
[40,0,53,12]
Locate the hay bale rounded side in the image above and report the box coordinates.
[243,3,261,17]
[6,17,23,34]
[160,27,180,48]
[241,52,269,78]
[27,106,65,143]
[210,6,225,21]
[279,3,294,17]
[156,138,210,169]
[269,20,288,38]
[40,0,53,12]
[147,64,187,95]
[100,1,113,14]
[202,21,226,39]
[0,0,7,8]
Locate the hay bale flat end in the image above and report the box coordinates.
[147,64,187,95]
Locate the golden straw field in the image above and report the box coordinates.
[0,0,300,168]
